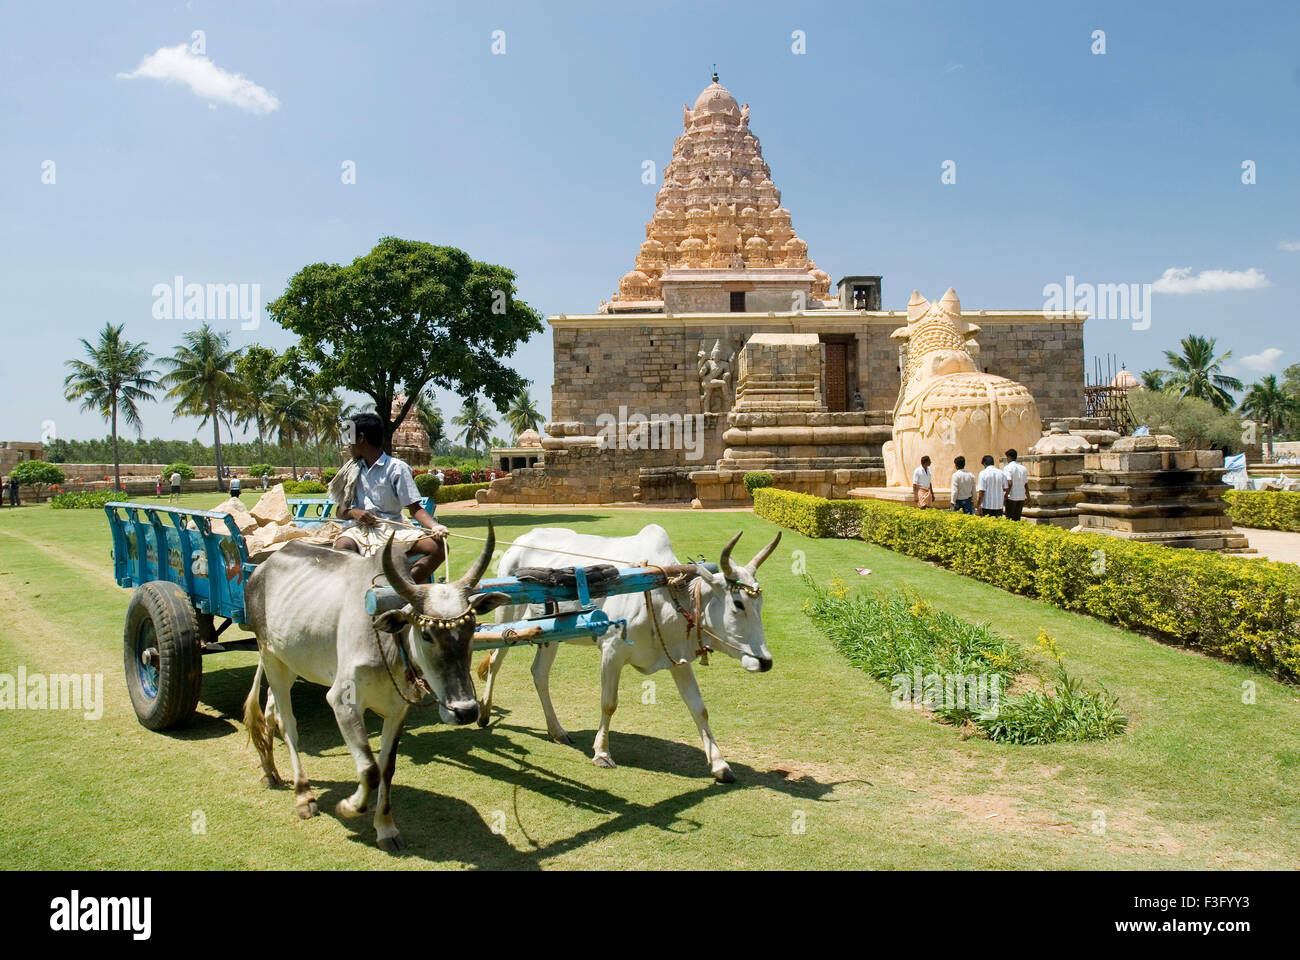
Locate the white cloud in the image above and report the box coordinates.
[1279,239,1300,252]
[117,44,280,115]
[1240,347,1283,373]
[1151,266,1270,294]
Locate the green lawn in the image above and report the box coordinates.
[0,494,1296,869]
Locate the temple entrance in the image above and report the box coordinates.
[823,341,847,412]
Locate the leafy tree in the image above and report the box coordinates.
[452,395,497,460]
[159,324,245,492]
[1240,375,1299,458]
[1138,369,1167,392]
[161,462,196,483]
[62,323,157,492]
[267,237,544,453]
[504,388,544,438]
[233,345,282,461]
[10,460,65,500]
[1158,334,1243,411]
[1127,388,1243,451]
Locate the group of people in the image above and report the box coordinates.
[911,449,1029,520]
[0,475,20,507]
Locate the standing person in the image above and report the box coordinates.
[260,471,269,491]
[1003,448,1029,521]
[155,477,162,498]
[169,469,181,502]
[230,473,242,499]
[975,455,1006,517]
[9,475,20,507]
[911,456,934,509]
[328,412,450,583]
[950,456,976,514]
[0,476,5,507]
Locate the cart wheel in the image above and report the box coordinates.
[124,581,203,730]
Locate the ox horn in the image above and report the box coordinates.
[719,530,743,579]
[747,530,781,573]
[382,532,420,605]
[457,520,495,589]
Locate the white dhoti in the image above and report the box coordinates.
[334,521,429,557]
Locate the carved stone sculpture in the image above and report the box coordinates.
[698,338,735,413]
[882,288,1042,491]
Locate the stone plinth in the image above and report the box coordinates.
[1021,426,1093,527]
[1072,435,1252,551]
[689,333,888,505]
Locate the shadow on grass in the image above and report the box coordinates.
[199,660,849,869]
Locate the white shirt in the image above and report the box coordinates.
[350,452,421,522]
[911,466,932,490]
[950,469,976,503]
[1004,461,1029,501]
[169,473,180,486]
[977,466,1006,510]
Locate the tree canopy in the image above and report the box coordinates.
[268,237,544,452]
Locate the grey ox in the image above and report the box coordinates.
[243,525,508,851]
[477,524,779,782]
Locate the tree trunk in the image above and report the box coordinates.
[289,438,298,480]
[256,411,266,461]
[212,399,226,493]
[111,397,121,493]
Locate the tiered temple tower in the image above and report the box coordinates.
[602,73,837,314]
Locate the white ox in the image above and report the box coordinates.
[242,527,508,851]
[477,524,779,782]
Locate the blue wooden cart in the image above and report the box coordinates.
[105,498,699,731]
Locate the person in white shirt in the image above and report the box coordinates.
[911,456,934,508]
[1003,448,1029,521]
[975,455,1006,517]
[949,456,976,514]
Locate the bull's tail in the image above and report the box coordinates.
[476,653,493,682]
[243,659,274,765]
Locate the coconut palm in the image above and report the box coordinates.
[269,383,314,481]
[452,395,497,461]
[1159,335,1243,411]
[1240,375,1299,459]
[1139,369,1168,392]
[233,345,281,461]
[504,388,544,439]
[63,323,158,492]
[415,390,444,449]
[159,324,245,492]
[307,390,345,476]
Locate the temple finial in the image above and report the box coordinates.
[712,64,718,83]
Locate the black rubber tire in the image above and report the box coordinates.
[124,581,204,730]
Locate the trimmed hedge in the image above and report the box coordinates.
[51,490,123,509]
[743,471,774,497]
[753,488,1300,681]
[435,482,489,503]
[414,472,442,497]
[1224,489,1300,532]
[281,480,327,495]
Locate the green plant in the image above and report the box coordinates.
[51,490,124,510]
[322,467,338,483]
[977,663,1128,744]
[10,460,66,500]
[246,464,277,478]
[281,480,327,496]
[434,481,489,503]
[743,471,774,497]
[1223,490,1300,531]
[161,462,195,483]
[414,472,442,497]
[754,488,1300,680]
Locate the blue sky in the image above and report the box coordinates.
[3,0,1297,442]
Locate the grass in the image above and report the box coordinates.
[1,493,1298,869]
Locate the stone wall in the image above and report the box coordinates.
[973,322,1084,422]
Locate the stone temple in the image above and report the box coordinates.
[480,75,1086,506]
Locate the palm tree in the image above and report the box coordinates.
[233,345,281,461]
[452,395,497,461]
[160,324,245,492]
[1139,369,1168,392]
[1240,376,1299,460]
[63,323,157,492]
[415,390,444,449]
[1160,335,1243,411]
[504,388,544,439]
[307,390,345,476]
[269,383,313,480]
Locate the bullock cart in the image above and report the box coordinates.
[103,500,703,731]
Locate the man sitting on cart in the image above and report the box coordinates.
[328,412,449,583]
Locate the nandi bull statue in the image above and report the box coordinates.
[882,288,1042,492]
